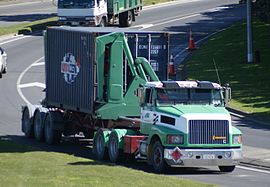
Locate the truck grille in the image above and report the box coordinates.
[189,120,229,144]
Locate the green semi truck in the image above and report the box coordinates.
[56,0,142,27]
[21,27,242,173]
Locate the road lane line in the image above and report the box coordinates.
[19,82,45,89]
[31,62,45,66]
[0,0,51,8]
[138,14,200,30]
[237,165,270,174]
[16,56,44,105]
[0,35,32,45]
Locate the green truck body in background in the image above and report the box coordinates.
[21,27,242,173]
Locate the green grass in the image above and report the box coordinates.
[186,20,270,122]
[0,140,214,187]
[0,17,57,36]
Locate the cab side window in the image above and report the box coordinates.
[145,88,152,105]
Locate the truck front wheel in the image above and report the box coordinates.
[218,165,236,172]
[152,141,168,173]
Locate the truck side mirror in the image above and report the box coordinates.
[224,85,231,106]
[52,0,58,6]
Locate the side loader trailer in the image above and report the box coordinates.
[22,27,242,173]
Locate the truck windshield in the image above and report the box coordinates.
[156,88,223,106]
[58,0,95,8]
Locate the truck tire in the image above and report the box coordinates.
[33,107,47,141]
[152,141,168,173]
[218,165,236,172]
[93,129,108,160]
[2,66,6,74]
[108,131,121,163]
[99,17,106,27]
[44,111,62,145]
[119,11,132,27]
[0,71,2,78]
[22,107,34,138]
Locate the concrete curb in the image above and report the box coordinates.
[228,107,270,127]
[240,158,270,170]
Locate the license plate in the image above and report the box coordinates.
[203,154,215,159]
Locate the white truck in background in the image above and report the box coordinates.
[53,0,142,27]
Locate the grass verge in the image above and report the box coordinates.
[185,20,270,122]
[0,17,57,36]
[0,139,214,187]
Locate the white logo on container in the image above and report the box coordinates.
[61,53,80,84]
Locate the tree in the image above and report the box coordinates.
[254,0,270,22]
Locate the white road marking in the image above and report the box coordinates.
[237,165,270,174]
[138,14,200,30]
[31,62,45,67]
[16,57,44,105]
[0,35,31,45]
[19,82,45,89]
[0,0,51,8]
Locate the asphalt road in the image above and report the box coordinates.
[0,0,56,27]
[1,0,270,186]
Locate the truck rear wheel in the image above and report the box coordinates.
[108,131,121,163]
[93,129,108,160]
[33,108,47,141]
[218,165,236,172]
[119,11,132,27]
[152,141,168,173]
[44,111,62,145]
[22,107,34,138]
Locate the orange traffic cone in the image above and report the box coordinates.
[187,27,196,50]
[168,54,176,77]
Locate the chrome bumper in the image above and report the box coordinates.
[164,147,242,166]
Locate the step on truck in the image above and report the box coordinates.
[55,0,142,27]
[21,27,243,173]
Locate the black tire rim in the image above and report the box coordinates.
[154,145,162,167]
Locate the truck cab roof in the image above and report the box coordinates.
[145,81,222,89]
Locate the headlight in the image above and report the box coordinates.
[167,135,184,144]
[85,17,93,21]
[233,134,242,144]
[59,17,67,21]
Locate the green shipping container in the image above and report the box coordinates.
[107,0,143,15]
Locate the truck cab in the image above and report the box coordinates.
[57,0,107,26]
[139,81,242,173]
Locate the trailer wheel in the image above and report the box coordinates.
[108,132,121,163]
[33,108,47,141]
[218,165,236,172]
[44,111,62,145]
[119,11,132,27]
[22,107,34,138]
[93,129,108,160]
[152,141,168,173]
